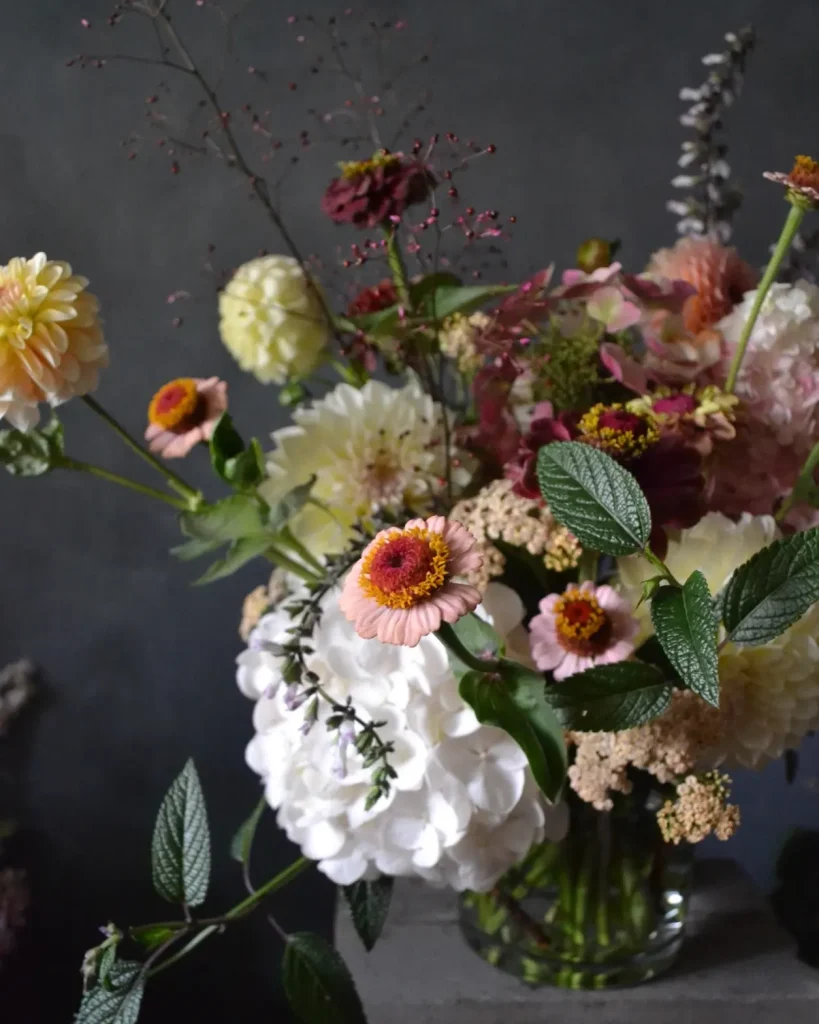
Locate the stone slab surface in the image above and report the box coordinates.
[335,859,819,1023]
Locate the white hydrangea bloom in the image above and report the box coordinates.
[260,379,460,555]
[240,583,568,891]
[219,255,329,384]
[619,512,819,769]
[718,280,819,450]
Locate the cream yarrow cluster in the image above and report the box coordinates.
[438,312,491,374]
[219,255,330,384]
[657,772,741,844]
[451,479,582,590]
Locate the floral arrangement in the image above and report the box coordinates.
[5,6,819,1016]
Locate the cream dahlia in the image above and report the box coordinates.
[0,253,107,430]
[218,255,329,384]
[240,583,568,891]
[618,513,819,768]
[717,279,819,451]
[529,581,639,681]
[260,378,459,554]
[144,376,228,459]
[340,516,483,647]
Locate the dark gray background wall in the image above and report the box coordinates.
[1,0,818,1019]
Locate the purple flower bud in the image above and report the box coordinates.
[284,683,308,711]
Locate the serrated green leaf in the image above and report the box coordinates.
[230,797,267,865]
[128,924,178,951]
[179,494,266,544]
[443,612,504,681]
[545,662,672,731]
[170,536,224,562]
[459,667,566,803]
[342,876,394,952]
[0,417,65,477]
[634,635,679,682]
[282,932,368,1024]
[651,571,719,706]
[720,527,819,646]
[97,945,117,987]
[193,534,272,585]
[151,759,211,907]
[536,442,651,556]
[75,961,144,1024]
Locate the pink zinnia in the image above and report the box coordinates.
[339,516,483,647]
[529,581,639,681]
[145,376,228,459]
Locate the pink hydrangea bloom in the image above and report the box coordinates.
[529,581,639,681]
[339,516,483,647]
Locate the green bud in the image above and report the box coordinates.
[279,381,308,407]
[576,237,613,274]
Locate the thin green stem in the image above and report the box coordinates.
[82,395,201,506]
[725,202,805,393]
[642,547,681,587]
[776,439,819,523]
[437,621,502,674]
[577,550,599,585]
[277,525,326,576]
[385,228,411,307]
[60,458,188,509]
[266,546,323,584]
[146,926,217,978]
[224,856,311,921]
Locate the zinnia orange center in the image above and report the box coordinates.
[789,155,819,192]
[148,378,202,432]
[578,403,659,461]
[554,590,612,656]
[359,528,450,609]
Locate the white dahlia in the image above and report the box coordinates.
[618,513,819,769]
[0,253,107,430]
[218,255,329,384]
[240,583,568,891]
[718,279,819,451]
[260,378,457,555]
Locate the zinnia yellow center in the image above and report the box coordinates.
[578,403,659,461]
[339,150,400,180]
[148,378,201,431]
[554,590,612,655]
[359,528,450,609]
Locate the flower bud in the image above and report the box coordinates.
[576,237,614,274]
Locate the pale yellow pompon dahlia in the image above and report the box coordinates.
[0,253,107,431]
[218,255,330,384]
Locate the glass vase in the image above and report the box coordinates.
[458,789,693,989]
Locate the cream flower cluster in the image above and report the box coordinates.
[260,379,460,555]
[0,253,107,430]
[219,255,329,385]
[718,280,819,451]
[239,584,567,891]
[619,512,819,770]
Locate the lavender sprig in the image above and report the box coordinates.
[667,25,755,242]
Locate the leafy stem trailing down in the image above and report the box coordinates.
[77,760,375,1024]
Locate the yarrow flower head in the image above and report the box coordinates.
[0,253,107,431]
[260,378,460,555]
[528,581,639,681]
[438,312,491,374]
[764,155,819,210]
[657,771,740,845]
[218,255,329,385]
[339,515,483,647]
[321,151,434,229]
[144,376,227,459]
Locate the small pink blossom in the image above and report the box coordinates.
[144,376,228,459]
[586,286,641,332]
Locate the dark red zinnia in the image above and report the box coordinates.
[347,278,399,316]
[321,152,434,230]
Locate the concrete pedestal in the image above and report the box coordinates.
[335,860,819,1023]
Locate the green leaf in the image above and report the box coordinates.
[282,932,368,1024]
[545,662,673,731]
[0,416,65,477]
[459,667,566,803]
[720,527,819,646]
[209,412,245,479]
[230,797,267,865]
[193,534,272,585]
[342,877,394,952]
[443,612,504,681]
[634,635,679,682]
[151,759,211,907]
[408,271,462,306]
[536,442,651,556]
[178,494,266,545]
[267,477,317,533]
[128,924,178,951]
[223,438,265,491]
[650,571,719,706]
[75,961,144,1024]
[419,282,517,320]
[97,945,117,987]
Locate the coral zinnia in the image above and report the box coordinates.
[0,253,107,431]
[322,151,434,229]
[764,155,819,209]
[646,237,757,335]
[145,376,228,459]
[340,516,483,646]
